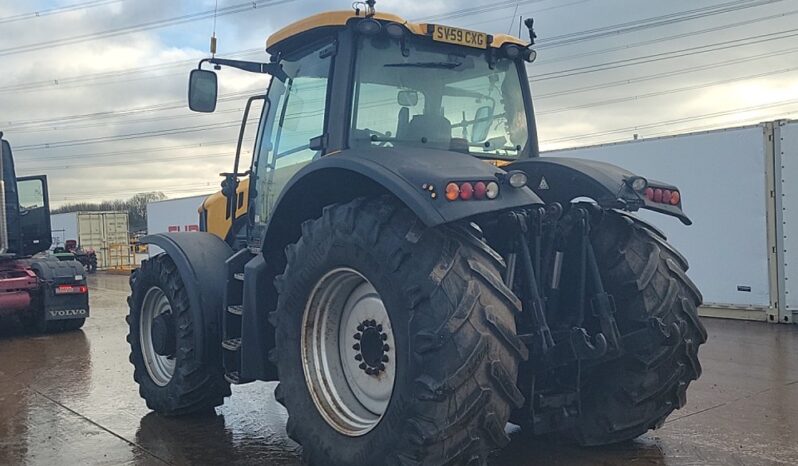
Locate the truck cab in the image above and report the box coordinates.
[1,133,89,332]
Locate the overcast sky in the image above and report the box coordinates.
[1,0,797,206]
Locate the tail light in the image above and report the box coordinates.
[55,285,88,295]
[459,182,474,200]
[445,181,500,201]
[644,186,681,206]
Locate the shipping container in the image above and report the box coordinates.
[544,119,797,324]
[50,211,130,269]
[146,194,208,256]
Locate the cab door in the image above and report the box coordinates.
[16,175,52,255]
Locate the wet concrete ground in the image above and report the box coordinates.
[1,272,797,465]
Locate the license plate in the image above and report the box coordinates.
[430,25,488,49]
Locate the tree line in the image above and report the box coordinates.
[52,192,167,232]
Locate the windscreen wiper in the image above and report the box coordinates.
[384,62,462,69]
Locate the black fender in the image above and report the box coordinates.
[140,232,234,360]
[508,157,691,225]
[262,147,544,255]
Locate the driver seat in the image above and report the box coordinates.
[404,113,452,149]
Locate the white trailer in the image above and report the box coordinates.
[146,194,208,256]
[50,211,130,270]
[544,120,797,324]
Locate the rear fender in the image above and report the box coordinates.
[140,233,234,360]
[262,147,544,254]
[509,157,691,225]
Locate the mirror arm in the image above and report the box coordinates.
[198,58,289,82]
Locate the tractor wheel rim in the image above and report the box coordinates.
[302,267,395,437]
[140,286,176,387]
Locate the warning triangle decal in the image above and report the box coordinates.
[538,177,550,190]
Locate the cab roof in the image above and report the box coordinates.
[266,10,527,54]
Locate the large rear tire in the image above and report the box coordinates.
[569,211,707,445]
[127,255,230,415]
[272,197,526,466]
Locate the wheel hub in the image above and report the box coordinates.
[302,268,396,437]
[151,313,176,356]
[353,320,389,375]
[140,286,176,387]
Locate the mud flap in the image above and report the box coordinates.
[30,258,89,321]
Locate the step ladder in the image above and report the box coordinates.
[222,247,256,384]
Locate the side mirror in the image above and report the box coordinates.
[188,69,218,113]
[397,90,419,107]
[470,105,494,143]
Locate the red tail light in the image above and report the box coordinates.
[445,181,499,201]
[473,182,487,200]
[55,285,88,295]
[644,187,680,206]
[459,182,474,200]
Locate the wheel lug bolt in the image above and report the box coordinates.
[381,333,388,341]
[365,368,373,375]
[353,333,361,340]
[379,363,386,371]
[357,324,365,331]
[355,354,362,361]
[382,355,389,362]
[359,362,366,370]
[383,344,390,351]
[369,319,376,326]
[352,343,360,350]
[376,324,383,332]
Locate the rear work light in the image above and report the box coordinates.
[644,187,681,206]
[445,181,500,201]
[55,285,88,295]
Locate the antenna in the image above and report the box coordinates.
[210,0,219,58]
[365,0,376,17]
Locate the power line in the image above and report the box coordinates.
[536,0,784,49]
[0,0,297,57]
[13,120,246,151]
[534,45,798,99]
[539,98,798,144]
[0,0,753,94]
[534,7,798,67]
[3,87,264,131]
[0,49,262,95]
[8,107,248,134]
[537,66,798,116]
[532,27,798,81]
[0,0,124,25]
[17,138,251,163]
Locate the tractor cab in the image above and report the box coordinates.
[188,9,540,245]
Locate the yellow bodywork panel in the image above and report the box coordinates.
[200,177,250,240]
[266,10,527,52]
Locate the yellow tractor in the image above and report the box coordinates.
[128,3,706,464]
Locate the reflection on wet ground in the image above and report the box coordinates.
[1,273,797,465]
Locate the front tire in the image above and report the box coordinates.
[272,197,526,466]
[127,255,230,415]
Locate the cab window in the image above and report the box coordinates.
[254,45,332,223]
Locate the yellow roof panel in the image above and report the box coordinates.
[266,10,527,51]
